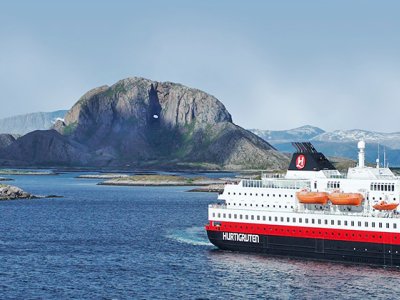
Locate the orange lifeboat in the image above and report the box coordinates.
[328,192,363,206]
[373,201,399,211]
[296,191,328,205]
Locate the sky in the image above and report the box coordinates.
[1,0,400,132]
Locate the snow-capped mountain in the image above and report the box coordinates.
[250,126,400,166]
[249,125,325,144]
[311,129,400,149]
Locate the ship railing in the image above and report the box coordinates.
[241,179,310,190]
[208,204,227,209]
[261,172,285,179]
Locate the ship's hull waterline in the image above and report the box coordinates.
[207,229,400,267]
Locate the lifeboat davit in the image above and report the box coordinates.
[328,192,363,206]
[373,201,399,211]
[296,191,328,205]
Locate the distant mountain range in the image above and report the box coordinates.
[2,107,400,167]
[0,110,68,135]
[250,126,400,167]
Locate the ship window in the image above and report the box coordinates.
[240,214,243,219]
[293,218,296,223]
[245,215,249,220]
[344,221,348,226]
[228,214,231,218]
[256,193,258,196]
[250,193,252,196]
[279,205,281,208]
[331,220,334,225]
[351,221,354,226]
[273,205,275,208]
[275,217,278,221]
[218,213,221,218]
[251,215,254,220]
[267,205,269,208]
[273,194,275,197]
[358,221,361,227]
[228,192,230,195]
[386,223,390,229]
[223,213,226,218]
[365,222,368,227]
[239,193,241,195]
[379,223,382,228]
[233,192,236,195]
[244,193,247,196]
[212,213,215,217]
[261,194,264,196]
[250,204,252,207]
[287,217,290,222]
[285,195,287,197]
[318,219,321,225]
[263,216,266,221]
[299,218,302,223]
[257,216,260,220]
[305,218,309,224]
[338,220,341,225]
[234,214,237,219]
[281,217,284,222]
[312,219,315,224]
[291,195,293,198]
[394,223,397,229]
[285,206,287,209]
[245,204,247,206]
[324,220,328,225]
[267,194,269,197]
[239,203,241,206]
[372,222,375,228]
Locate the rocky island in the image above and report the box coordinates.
[0,77,289,170]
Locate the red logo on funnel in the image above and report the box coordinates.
[296,155,306,169]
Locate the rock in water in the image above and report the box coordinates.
[0,184,32,200]
[1,77,289,169]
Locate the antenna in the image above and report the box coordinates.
[383,146,387,168]
[376,143,380,169]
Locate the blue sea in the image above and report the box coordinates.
[1,172,400,299]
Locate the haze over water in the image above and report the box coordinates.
[0,173,399,299]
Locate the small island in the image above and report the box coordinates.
[77,173,129,179]
[0,169,56,176]
[98,174,226,187]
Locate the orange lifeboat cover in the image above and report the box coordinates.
[296,191,328,205]
[328,192,363,206]
[373,201,399,211]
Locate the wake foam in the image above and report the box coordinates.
[167,226,212,246]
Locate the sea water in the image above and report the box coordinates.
[0,172,400,299]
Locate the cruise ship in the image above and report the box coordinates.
[206,141,400,266]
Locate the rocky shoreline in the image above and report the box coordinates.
[0,184,62,200]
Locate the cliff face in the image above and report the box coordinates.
[0,110,67,135]
[2,77,288,169]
